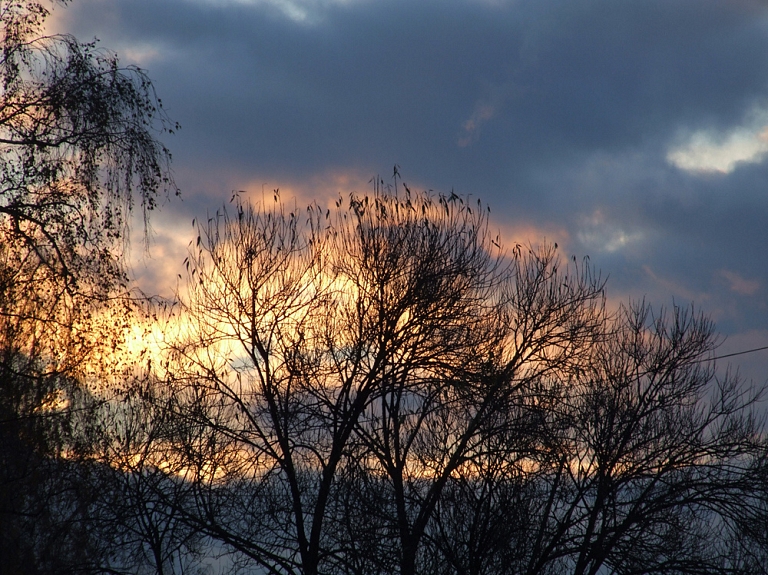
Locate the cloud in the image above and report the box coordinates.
[667,116,768,174]
[495,219,570,254]
[127,210,196,299]
[576,210,644,254]
[457,103,497,147]
[717,269,761,296]
[714,329,768,384]
[641,265,710,306]
[58,0,768,360]
[237,167,380,208]
[184,0,367,24]
[120,43,165,66]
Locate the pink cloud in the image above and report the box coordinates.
[717,269,761,296]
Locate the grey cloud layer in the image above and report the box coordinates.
[64,0,768,365]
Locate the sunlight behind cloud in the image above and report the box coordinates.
[667,113,768,174]
[239,168,376,209]
[577,210,643,253]
[119,43,164,66]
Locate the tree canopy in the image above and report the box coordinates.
[0,2,177,572]
[120,186,767,575]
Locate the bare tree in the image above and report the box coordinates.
[0,0,177,442]
[145,184,612,575]
[347,242,605,575]
[428,302,767,575]
[88,368,216,575]
[141,182,768,575]
[555,303,765,575]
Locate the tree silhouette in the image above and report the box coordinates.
[1,5,764,569]
[428,302,766,575]
[131,186,768,575]
[0,2,177,572]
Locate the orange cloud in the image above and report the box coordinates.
[237,166,454,213]
[136,168,573,302]
[494,219,570,254]
[238,168,365,207]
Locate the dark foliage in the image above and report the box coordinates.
[0,2,177,572]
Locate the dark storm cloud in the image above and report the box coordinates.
[61,0,768,375]
[61,1,768,180]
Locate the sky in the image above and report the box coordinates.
[55,0,768,384]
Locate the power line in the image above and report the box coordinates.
[695,344,768,363]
